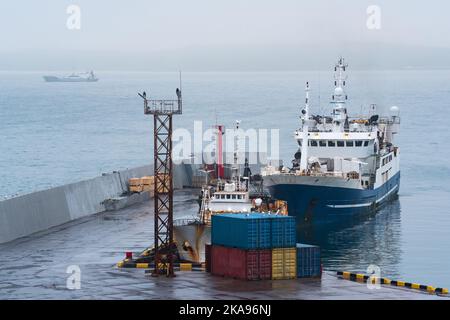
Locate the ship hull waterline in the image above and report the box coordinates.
[266,172,400,225]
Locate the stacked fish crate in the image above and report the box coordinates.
[128,178,143,193]
[128,176,154,194]
[209,213,298,280]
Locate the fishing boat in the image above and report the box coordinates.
[262,58,400,225]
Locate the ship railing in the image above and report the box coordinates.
[144,99,182,115]
[293,171,360,179]
[378,116,401,125]
[173,217,201,226]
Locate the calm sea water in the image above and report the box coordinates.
[1,70,450,288]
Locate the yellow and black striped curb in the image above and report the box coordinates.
[116,261,205,272]
[337,271,449,295]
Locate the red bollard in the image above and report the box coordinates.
[126,252,133,260]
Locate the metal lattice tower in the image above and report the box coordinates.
[139,88,182,277]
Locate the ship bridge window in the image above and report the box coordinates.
[232,195,236,199]
[226,194,231,200]
[319,140,327,147]
[310,140,318,147]
[355,141,363,147]
[346,140,354,147]
[337,141,345,147]
[328,141,336,147]
[364,140,369,147]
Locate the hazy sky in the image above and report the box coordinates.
[1,0,449,70]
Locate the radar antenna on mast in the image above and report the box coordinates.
[333,57,349,102]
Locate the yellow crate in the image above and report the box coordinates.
[272,248,297,280]
[129,185,143,193]
[141,176,154,185]
[142,184,154,192]
[180,263,192,271]
[129,178,142,186]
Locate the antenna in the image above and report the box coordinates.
[299,82,310,172]
[318,72,322,116]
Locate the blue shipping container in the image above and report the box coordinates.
[270,215,296,248]
[211,213,296,250]
[211,214,272,249]
[296,243,321,278]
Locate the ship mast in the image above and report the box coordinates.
[332,57,348,130]
[232,120,242,189]
[299,82,310,172]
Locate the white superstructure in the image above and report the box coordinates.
[262,58,401,223]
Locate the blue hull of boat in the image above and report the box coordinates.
[267,172,400,225]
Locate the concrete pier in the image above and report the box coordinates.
[0,164,197,244]
[0,189,442,300]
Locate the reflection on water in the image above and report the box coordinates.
[297,199,402,279]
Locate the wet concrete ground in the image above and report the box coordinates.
[0,189,443,300]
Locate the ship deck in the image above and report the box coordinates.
[0,189,442,300]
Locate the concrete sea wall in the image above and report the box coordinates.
[0,154,269,244]
[0,164,192,244]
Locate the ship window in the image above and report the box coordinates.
[365,181,369,186]
[237,195,242,199]
[310,140,318,147]
[337,141,345,147]
[346,140,354,147]
[355,141,363,147]
[364,140,369,147]
[328,141,336,147]
[226,194,231,199]
[221,195,225,199]
[319,140,327,147]
[232,195,236,199]
[361,181,364,186]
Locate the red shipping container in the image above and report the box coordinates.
[205,244,212,273]
[211,245,271,280]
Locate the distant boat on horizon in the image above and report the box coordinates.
[43,71,98,82]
